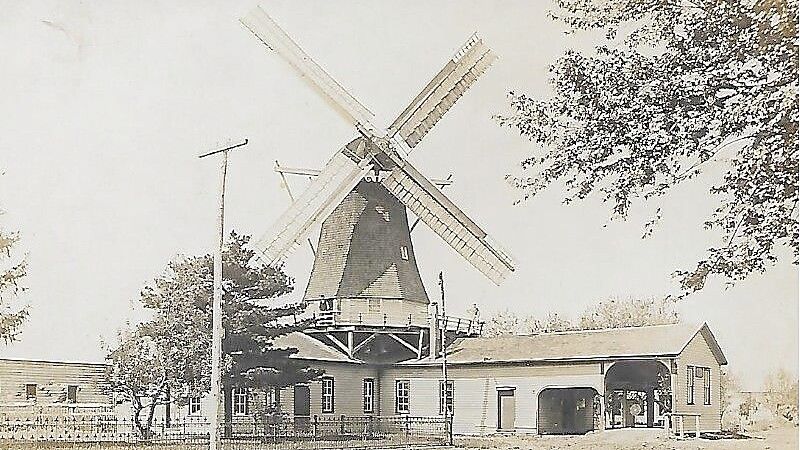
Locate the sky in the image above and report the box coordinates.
[0,0,796,390]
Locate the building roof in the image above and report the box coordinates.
[274,332,358,363]
[0,357,108,367]
[403,322,727,366]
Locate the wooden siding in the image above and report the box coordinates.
[301,363,379,417]
[0,359,111,408]
[382,362,603,434]
[675,331,722,431]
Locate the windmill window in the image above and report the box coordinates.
[67,385,78,403]
[368,298,380,313]
[375,205,391,222]
[400,245,409,260]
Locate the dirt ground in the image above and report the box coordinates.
[454,426,799,450]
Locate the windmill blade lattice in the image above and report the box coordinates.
[240,7,377,132]
[388,34,498,149]
[254,147,373,263]
[381,160,515,284]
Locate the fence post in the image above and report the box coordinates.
[340,414,345,435]
[312,415,318,439]
[448,415,454,446]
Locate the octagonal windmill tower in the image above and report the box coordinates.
[241,7,515,362]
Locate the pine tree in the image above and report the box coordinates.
[107,231,320,433]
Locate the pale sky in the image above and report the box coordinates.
[1,0,796,390]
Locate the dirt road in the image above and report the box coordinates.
[454,426,798,450]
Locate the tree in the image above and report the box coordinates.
[106,325,198,438]
[720,371,743,429]
[763,368,799,423]
[0,225,27,344]
[485,296,679,335]
[499,0,798,297]
[577,297,679,330]
[107,232,320,435]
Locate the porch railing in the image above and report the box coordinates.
[0,414,450,449]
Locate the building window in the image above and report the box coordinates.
[363,378,375,413]
[439,380,454,416]
[702,368,711,405]
[232,388,249,416]
[188,397,202,416]
[25,384,36,400]
[686,366,695,405]
[265,387,279,412]
[396,380,410,414]
[400,245,409,260]
[321,377,335,413]
[67,385,78,403]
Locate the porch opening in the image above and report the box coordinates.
[537,387,598,435]
[604,360,671,429]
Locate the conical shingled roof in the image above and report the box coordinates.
[304,180,429,304]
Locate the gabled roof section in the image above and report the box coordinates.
[403,323,727,366]
[273,332,359,363]
[687,322,728,365]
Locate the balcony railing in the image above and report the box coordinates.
[308,311,484,335]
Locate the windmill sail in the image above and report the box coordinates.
[380,160,515,284]
[254,147,373,263]
[240,7,377,132]
[388,34,498,149]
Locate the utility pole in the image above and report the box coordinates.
[438,271,452,446]
[198,138,248,450]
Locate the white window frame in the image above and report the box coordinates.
[321,377,335,414]
[439,380,454,416]
[232,388,249,416]
[363,378,375,414]
[702,367,711,405]
[686,366,695,405]
[188,397,202,416]
[265,387,278,411]
[396,380,410,414]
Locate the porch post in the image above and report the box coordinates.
[598,392,605,432]
[646,387,654,428]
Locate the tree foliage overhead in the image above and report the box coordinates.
[107,232,320,432]
[499,0,798,296]
[0,224,27,344]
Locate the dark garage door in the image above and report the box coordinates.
[538,388,597,435]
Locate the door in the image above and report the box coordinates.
[497,389,516,431]
[293,385,311,432]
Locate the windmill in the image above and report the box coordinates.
[241,7,515,361]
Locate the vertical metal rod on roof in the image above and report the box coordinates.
[198,138,248,450]
[438,271,452,446]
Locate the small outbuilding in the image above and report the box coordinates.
[383,322,727,435]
